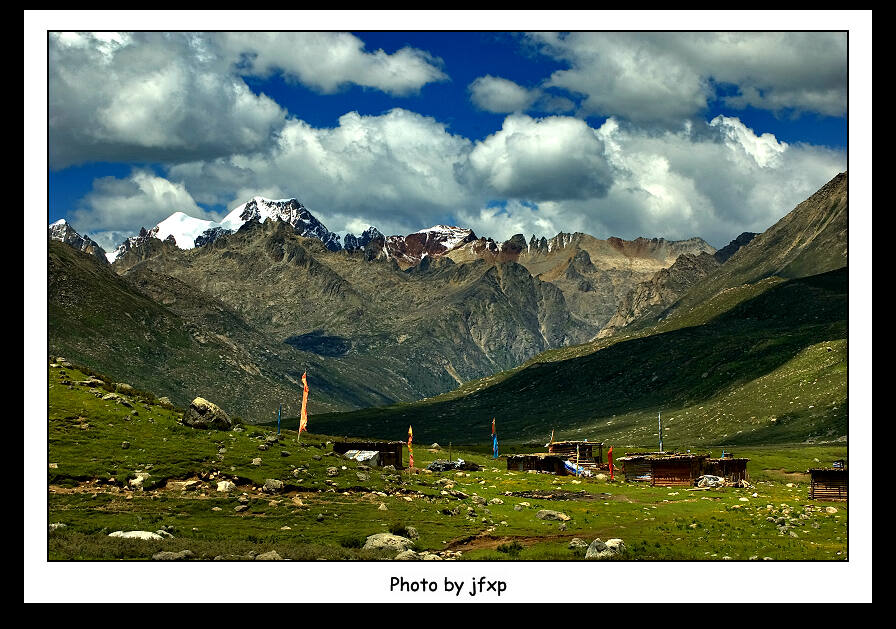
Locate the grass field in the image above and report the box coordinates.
[47,361,848,562]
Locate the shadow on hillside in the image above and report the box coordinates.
[313,268,847,444]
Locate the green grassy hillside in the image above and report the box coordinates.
[309,267,847,447]
[47,361,848,562]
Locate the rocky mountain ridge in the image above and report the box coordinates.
[48,219,108,264]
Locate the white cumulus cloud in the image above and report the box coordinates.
[49,32,288,168]
[218,32,448,96]
[528,32,847,123]
[465,114,614,201]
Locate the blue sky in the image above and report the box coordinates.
[42,23,855,252]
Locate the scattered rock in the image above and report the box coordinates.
[488,498,504,505]
[255,550,283,561]
[568,538,589,550]
[129,472,152,490]
[251,458,262,466]
[48,522,67,531]
[363,533,415,552]
[216,480,235,493]
[115,383,135,396]
[395,550,419,561]
[263,479,284,493]
[121,441,130,449]
[109,530,163,540]
[152,550,194,561]
[327,467,339,477]
[536,509,571,522]
[586,538,625,560]
[280,450,291,457]
[184,397,233,430]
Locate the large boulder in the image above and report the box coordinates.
[536,509,571,522]
[184,397,233,430]
[109,530,164,540]
[586,537,626,560]
[363,533,415,552]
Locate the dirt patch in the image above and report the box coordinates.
[507,489,610,501]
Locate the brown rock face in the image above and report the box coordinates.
[184,397,233,430]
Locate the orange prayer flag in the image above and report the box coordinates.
[299,371,309,433]
[408,425,414,468]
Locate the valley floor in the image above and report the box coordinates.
[46,362,848,562]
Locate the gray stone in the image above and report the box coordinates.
[109,530,163,540]
[184,397,233,430]
[536,509,571,522]
[255,550,284,561]
[363,533,415,552]
[152,550,194,561]
[394,550,419,561]
[263,478,284,493]
[568,538,589,550]
[586,537,625,560]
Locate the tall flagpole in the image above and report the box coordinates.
[658,411,663,453]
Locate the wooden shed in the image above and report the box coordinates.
[809,463,848,501]
[332,440,404,469]
[506,453,569,475]
[548,441,604,467]
[617,452,708,486]
[702,454,750,483]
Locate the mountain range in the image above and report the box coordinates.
[48,172,847,445]
[307,172,848,446]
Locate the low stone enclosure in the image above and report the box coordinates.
[615,452,750,487]
[331,440,404,469]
